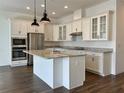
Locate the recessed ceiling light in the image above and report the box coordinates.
[52,12,56,15]
[41,4,45,7]
[26,6,30,10]
[64,5,68,9]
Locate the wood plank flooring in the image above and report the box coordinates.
[0,66,124,93]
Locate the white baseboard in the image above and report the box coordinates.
[11,60,27,67]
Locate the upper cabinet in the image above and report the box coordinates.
[11,19,45,37]
[11,11,112,41]
[53,23,72,41]
[11,20,28,37]
[91,11,112,40]
[66,23,72,41]
[82,17,91,40]
[58,25,67,41]
[27,22,44,34]
[53,25,59,41]
[44,23,53,41]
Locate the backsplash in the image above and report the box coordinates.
[59,41,113,48]
[45,41,113,49]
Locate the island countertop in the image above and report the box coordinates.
[45,46,113,53]
[24,50,85,59]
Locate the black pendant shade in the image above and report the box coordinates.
[31,0,39,26]
[40,0,50,23]
[40,12,50,22]
[31,19,39,26]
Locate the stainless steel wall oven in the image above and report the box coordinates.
[12,38,27,61]
[12,47,26,61]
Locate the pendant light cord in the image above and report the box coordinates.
[34,0,36,19]
[44,0,47,13]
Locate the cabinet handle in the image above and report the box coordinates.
[76,28,78,32]
[92,57,94,62]
[19,31,21,34]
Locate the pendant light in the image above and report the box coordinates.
[40,0,51,23]
[31,0,39,26]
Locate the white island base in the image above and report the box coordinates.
[33,55,85,90]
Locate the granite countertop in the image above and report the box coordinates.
[24,50,85,59]
[44,46,113,53]
[83,48,113,53]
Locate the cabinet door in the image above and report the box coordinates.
[53,25,58,41]
[99,15,107,40]
[20,21,28,36]
[38,23,44,33]
[44,24,53,41]
[27,21,35,33]
[11,20,27,37]
[91,17,98,40]
[58,26,63,40]
[63,25,66,40]
[86,53,102,73]
[11,20,20,36]
[66,23,72,41]
[92,55,100,72]
[82,18,91,40]
[85,55,94,70]
[72,19,82,33]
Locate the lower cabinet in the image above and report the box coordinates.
[85,52,111,76]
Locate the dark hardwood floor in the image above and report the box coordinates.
[0,66,124,93]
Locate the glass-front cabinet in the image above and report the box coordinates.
[92,17,98,40]
[58,25,67,41]
[58,26,63,40]
[91,12,111,40]
[99,15,107,39]
[63,25,66,40]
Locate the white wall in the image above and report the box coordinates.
[0,15,11,66]
[116,0,124,74]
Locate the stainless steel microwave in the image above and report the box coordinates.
[12,38,26,46]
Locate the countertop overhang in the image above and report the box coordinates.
[24,50,85,59]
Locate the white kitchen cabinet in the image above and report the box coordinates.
[38,23,44,33]
[66,23,72,41]
[53,25,59,41]
[27,21,35,33]
[53,24,72,41]
[58,25,63,41]
[57,23,72,41]
[91,17,98,40]
[11,20,20,36]
[91,11,112,40]
[21,21,28,36]
[82,18,91,40]
[27,22,45,34]
[11,19,45,38]
[57,24,68,41]
[72,19,82,33]
[11,20,28,37]
[44,23,53,41]
[85,52,111,76]
[85,53,101,73]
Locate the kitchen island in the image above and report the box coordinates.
[24,49,85,90]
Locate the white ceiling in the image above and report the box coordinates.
[0,0,108,18]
